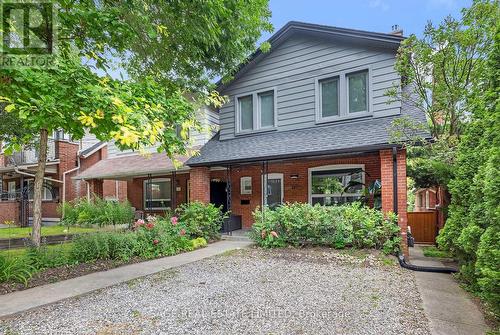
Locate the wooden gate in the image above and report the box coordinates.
[408,211,438,244]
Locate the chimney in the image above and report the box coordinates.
[390,24,403,36]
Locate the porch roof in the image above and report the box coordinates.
[186,98,430,167]
[73,153,190,180]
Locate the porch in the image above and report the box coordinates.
[188,148,409,254]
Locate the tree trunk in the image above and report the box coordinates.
[32,128,48,247]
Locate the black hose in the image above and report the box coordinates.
[397,254,458,273]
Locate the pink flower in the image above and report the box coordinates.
[136,219,145,226]
[171,216,178,225]
[145,223,155,230]
[270,231,278,238]
[153,239,159,245]
[261,230,267,239]
[180,229,186,236]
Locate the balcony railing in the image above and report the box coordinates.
[6,140,57,166]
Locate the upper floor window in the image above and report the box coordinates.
[347,70,368,113]
[319,77,339,118]
[236,88,276,133]
[316,69,370,123]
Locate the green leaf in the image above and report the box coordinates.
[4,104,15,113]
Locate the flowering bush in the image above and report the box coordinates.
[249,203,401,254]
[176,202,227,241]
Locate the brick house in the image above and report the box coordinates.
[73,106,219,217]
[0,131,121,225]
[186,22,430,256]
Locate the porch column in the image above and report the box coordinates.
[189,167,210,203]
[380,148,408,257]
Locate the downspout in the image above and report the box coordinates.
[62,155,81,217]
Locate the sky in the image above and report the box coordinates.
[101,0,471,79]
[260,0,471,41]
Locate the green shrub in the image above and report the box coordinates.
[25,243,73,269]
[70,232,138,263]
[176,201,226,241]
[0,254,34,285]
[133,216,194,259]
[191,237,208,249]
[249,203,401,254]
[60,197,134,227]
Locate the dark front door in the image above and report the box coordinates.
[210,181,227,213]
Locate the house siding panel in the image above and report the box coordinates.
[219,34,401,140]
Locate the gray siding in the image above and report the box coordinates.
[219,34,401,140]
[107,107,219,158]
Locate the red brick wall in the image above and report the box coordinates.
[127,173,190,212]
[207,153,381,229]
[190,167,210,203]
[0,202,19,224]
[414,189,437,211]
[380,148,408,256]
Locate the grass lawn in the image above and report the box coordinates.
[0,243,73,258]
[0,226,98,239]
[422,246,452,258]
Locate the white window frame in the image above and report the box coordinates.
[346,70,370,114]
[240,176,252,195]
[235,87,277,134]
[308,164,365,205]
[143,178,172,210]
[7,181,16,200]
[315,67,372,123]
[261,173,284,207]
[26,179,53,201]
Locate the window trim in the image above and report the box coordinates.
[26,179,53,201]
[318,76,340,119]
[308,164,365,205]
[346,70,370,114]
[240,176,252,195]
[143,177,172,210]
[7,181,16,200]
[315,67,372,124]
[235,87,277,134]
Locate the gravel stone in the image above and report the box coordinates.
[0,247,430,335]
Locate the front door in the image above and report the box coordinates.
[263,173,283,209]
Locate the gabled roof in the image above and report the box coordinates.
[218,21,405,91]
[80,141,107,159]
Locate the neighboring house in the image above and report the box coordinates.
[413,187,447,229]
[0,130,115,225]
[73,106,219,216]
[186,21,429,255]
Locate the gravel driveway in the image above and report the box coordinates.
[1,248,430,335]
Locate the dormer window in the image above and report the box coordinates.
[236,88,276,134]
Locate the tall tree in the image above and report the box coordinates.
[388,0,499,199]
[0,0,272,246]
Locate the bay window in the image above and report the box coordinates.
[309,165,364,206]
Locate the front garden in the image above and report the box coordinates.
[249,202,402,255]
[0,200,225,294]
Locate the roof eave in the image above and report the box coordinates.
[186,143,402,167]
